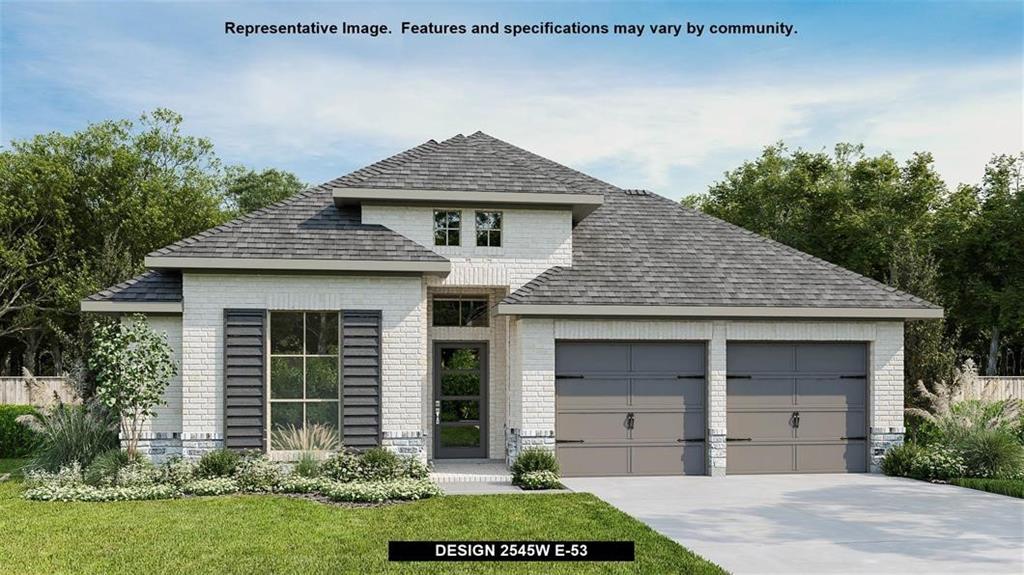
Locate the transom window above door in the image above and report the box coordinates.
[268,311,340,451]
[433,210,461,246]
[432,298,489,327]
[475,211,502,247]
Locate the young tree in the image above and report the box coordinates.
[88,316,177,456]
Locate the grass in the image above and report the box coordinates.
[0,458,28,477]
[949,477,1024,499]
[0,471,723,574]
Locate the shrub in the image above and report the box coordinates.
[402,457,430,480]
[957,428,1024,479]
[196,448,240,478]
[270,423,340,452]
[950,478,1024,499]
[158,456,197,487]
[83,448,155,486]
[23,483,179,502]
[233,455,282,492]
[293,452,321,478]
[276,475,330,494]
[511,447,559,485]
[319,478,441,503]
[320,450,361,482]
[913,444,966,480]
[181,477,239,496]
[905,412,943,447]
[26,462,85,487]
[17,402,119,471]
[358,447,402,481]
[518,470,562,490]
[880,442,924,478]
[0,405,39,457]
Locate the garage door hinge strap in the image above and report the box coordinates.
[676,375,706,379]
[727,375,752,379]
[726,437,753,442]
[555,439,585,444]
[555,375,584,380]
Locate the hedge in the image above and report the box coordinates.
[949,478,1024,499]
[0,405,39,457]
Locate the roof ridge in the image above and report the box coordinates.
[466,132,624,194]
[672,200,938,308]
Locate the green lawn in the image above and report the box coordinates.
[950,477,1024,498]
[0,469,723,574]
[0,458,27,477]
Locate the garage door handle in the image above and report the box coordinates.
[841,436,866,441]
[727,437,753,442]
[677,438,705,443]
[555,439,585,444]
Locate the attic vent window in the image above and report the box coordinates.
[475,211,502,247]
[433,210,461,246]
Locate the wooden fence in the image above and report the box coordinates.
[0,377,77,407]
[954,376,1024,402]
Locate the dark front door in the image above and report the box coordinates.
[434,342,488,458]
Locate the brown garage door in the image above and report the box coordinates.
[555,342,706,476]
[727,342,868,474]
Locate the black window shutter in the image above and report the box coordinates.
[342,310,382,448]
[223,309,266,451]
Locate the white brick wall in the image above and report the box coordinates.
[361,205,572,290]
[511,317,906,474]
[137,315,183,436]
[180,273,427,441]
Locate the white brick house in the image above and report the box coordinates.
[82,132,941,476]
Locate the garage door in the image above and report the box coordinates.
[555,342,706,476]
[727,342,867,474]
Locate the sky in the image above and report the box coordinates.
[1,1,1022,200]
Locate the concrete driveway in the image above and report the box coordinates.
[563,474,1024,574]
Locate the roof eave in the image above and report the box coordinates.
[80,300,183,314]
[495,303,944,320]
[144,256,451,274]
[332,187,604,222]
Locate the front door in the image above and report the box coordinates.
[433,342,488,458]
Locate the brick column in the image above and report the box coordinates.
[707,321,728,476]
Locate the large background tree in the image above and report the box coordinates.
[0,110,305,377]
[932,154,1023,375]
[223,167,306,216]
[685,143,1022,396]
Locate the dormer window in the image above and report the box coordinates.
[433,210,461,246]
[475,211,502,247]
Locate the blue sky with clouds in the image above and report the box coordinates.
[2,1,1021,199]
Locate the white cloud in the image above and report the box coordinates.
[26,34,1024,195]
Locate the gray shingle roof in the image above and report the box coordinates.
[328,134,574,194]
[109,131,935,311]
[146,141,449,262]
[84,270,182,303]
[468,133,938,310]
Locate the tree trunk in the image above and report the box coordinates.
[986,326,1001,376]
[22,330,41,375]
